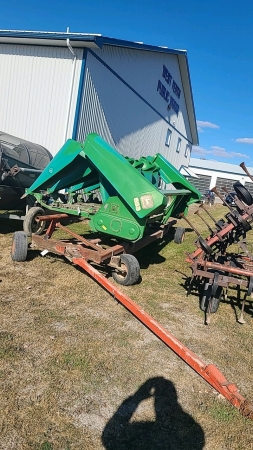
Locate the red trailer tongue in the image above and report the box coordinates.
[73,255,253,421]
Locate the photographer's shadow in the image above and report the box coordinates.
[102,377,205,450]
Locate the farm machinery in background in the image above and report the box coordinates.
[10,135,253,420]
[0,131,52,217]
[183,162,253,324]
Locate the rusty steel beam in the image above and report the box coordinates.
[197,260,253,278]
[36,213,69,221]
[56,222,106,251]
[32,217,177,264]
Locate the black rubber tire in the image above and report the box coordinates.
[112,254,140,286]
[174,227,185,244]
[23,207,46,236]
[200,280,222,313]
[11,231,28,262]
[233,182,253,206]
[198,236,213,255]
[215,219,225,230]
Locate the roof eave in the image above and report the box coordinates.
[0,31,103,48]
[0,30,187,54]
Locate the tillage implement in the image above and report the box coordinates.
[185,162,253,325]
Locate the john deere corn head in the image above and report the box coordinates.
[13,133,200,285]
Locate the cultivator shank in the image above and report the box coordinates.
[185,163,253,323]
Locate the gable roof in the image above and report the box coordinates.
[0,29,199,145]
[189,158,253,176]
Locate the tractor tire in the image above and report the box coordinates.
[23,207,46,236]
[233,182,253,206]
[112,254,140,286]
[174,227,185,244]
[11,231,28,262]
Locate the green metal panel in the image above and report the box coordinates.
[90,196,146,240]
[25,139,96,194]
[25,133,201,241]
[27,134,167,220]
[82,134,167,219]
[150,153,201,205]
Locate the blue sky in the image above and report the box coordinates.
[2,0,253,165]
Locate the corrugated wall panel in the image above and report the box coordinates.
[92,45,193,143]
[0,44,83,155]
[76,48,192,169]
[77,67,115,147]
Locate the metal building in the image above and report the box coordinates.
[187,158,253,196]
[0,30,198,168]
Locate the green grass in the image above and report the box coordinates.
[209,402,239,423]
[60,351,91,371]
[38,442,53,450]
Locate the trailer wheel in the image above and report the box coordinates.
[112,254,140,286]
[200,273,223,314]
[198,236,213,255]
[23,207,46,236]
[11,231,28,262]
[233,182,253,206]
[174,227,185,244]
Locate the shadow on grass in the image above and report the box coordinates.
[102,377,205,450]
[0,218,24,234]
[135,227,194,270]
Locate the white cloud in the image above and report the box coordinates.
[197,120,220,132]
[235,138,253,144]
[191,146,209,156]
[192,145,249,159]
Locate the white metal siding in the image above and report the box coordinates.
[76,46,192,169]
[188,166,248,191]
[92,45,193,144]
[0,44,83,155]
[77,61,115,148]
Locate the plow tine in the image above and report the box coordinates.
[194,210,214,234]
[238,293,247,324]
[199,203,217,223]
[73,256,253,420]
[205,312,212,325]
[211,186,234,211]
[240,162,253,183]
[179,213,201,237]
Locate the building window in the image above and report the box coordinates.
[185,144,190,158]
[165,129,172,146]
[176,137,181,153]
